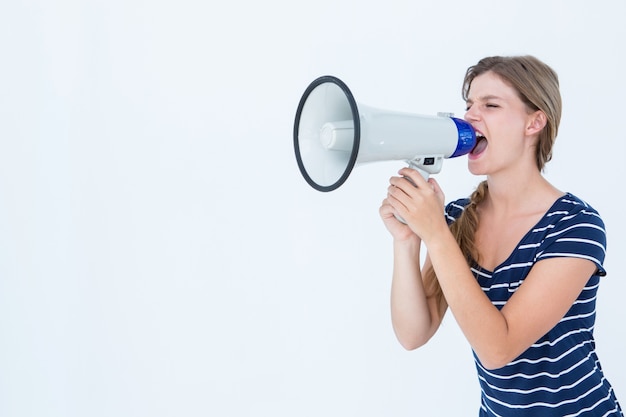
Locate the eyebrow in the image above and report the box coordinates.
[466,94,504,104]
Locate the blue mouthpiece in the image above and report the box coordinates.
[450,118,476,158]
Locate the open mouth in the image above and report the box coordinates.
[471,131,487,155]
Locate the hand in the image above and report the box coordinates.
[380,194,418,242]
[385,168,447,243]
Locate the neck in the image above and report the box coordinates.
[483,169,562,215]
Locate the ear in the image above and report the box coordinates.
[526,110,547,136]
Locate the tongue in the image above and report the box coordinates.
[471,137,487,155]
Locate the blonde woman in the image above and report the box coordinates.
[381,55,623,416]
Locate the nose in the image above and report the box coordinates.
[464,105,480,122]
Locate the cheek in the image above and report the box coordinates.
[503,113,530,134]
[494,118,527,147]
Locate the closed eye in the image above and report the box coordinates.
[465,101,500,111]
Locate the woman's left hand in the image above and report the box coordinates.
[386,167,447,243]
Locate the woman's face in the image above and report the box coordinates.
[463,71,535,176]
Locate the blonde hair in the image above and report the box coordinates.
[424,56,562,304]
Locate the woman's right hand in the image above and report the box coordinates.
[380,195,419,242]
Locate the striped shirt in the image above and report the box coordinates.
[445,193,623,416]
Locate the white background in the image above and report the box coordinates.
[1,1,625,416]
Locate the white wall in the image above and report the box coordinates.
[0,1,624,416]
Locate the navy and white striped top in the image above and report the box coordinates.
[445,193,623,417]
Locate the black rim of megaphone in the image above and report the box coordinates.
[293,75,360,192]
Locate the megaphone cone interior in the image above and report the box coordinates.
[293,76,359,192]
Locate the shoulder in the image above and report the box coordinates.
[547,193,605,233]
[538,192,607,275]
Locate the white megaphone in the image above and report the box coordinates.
[293,75,476,193]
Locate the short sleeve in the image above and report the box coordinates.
[537,208,607,276]
[445,198,470,226]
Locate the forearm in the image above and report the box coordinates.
[390,237,441,350]
[425,230,511,368]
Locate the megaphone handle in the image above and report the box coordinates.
[394,165,430,224]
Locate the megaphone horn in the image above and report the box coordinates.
[293,75,476,192]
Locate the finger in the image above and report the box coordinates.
[380,201,400,219]
[428,177,441,192]
[390,175,420,195]
[427,178,446,202]
[387,183,412,209]
[398,167,429,188]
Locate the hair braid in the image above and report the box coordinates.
[423,181,488,304]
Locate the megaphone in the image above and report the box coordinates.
[293,75,476,192]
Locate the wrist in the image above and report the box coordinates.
[420,218,452,247]
[394,234,421,253]
[424,227,457,259]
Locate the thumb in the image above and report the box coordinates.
[428,178,445,202]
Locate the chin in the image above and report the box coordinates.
[468,160,486,176]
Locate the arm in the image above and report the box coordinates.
[426,231,596,369]
[381,183,448,350]
[387,169,599,369]
[389,237,448,350]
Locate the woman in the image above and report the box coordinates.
[380,56,623,416]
